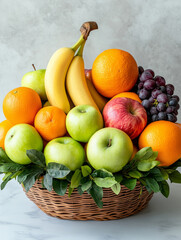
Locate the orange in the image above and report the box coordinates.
[0,120,13,149]
[34,106,66,141]
[130,145,138,161]
[138,121,181,166]
[3,87,42,125]
[113,92,141,103]
[92,49,139,98]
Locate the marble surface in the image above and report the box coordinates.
[0,0,181,239]
[0,177,181,240]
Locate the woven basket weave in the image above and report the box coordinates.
[24,180,153,221]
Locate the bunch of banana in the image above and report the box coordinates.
[45,21,107,114]
[45,35,85,113]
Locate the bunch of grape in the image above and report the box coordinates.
[134,66,180,123]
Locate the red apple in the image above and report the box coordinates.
[103,97,147,139]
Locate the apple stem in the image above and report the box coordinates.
[107,139,112,147]
[32,64,36,71]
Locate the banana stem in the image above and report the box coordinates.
[71,35,85,52]
[76,41,85,57]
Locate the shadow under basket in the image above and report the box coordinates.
[24,180,153,221]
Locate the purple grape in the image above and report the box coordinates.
[151,89,162,99]
[150,106,158,115]
[138,82,144,89]
[174,109,178,115]
[155,76,166,86]
[167,95,172,101]
[169,98,178,106]
[152,114,158,121]
[166,106,174,114]
[138,66,144,75]
[142,99,151,109]
[157,93,168,103]
[166,87,174,95]
[167,114,177,123]
[143,80,156,90]
[166,84,174,95]
[140,71,153,82]
[176,104,180,110]
[158,112,167,120]
[172,95,180,102]
[149,96,155,104]
[144,69,155,77]
[157,103,166,112]
[159,86,166,93]
[139,89,150,100]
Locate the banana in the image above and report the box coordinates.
[86,77,108,111]
[45,36,84,113]
[66,43,100,113]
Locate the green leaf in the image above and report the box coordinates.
[92,169,113,178]
[145,177,160,192]
[53,179,68,195]
[17,165,43,184]
[26,149,46,168]
[71,169,82,188]
[149,168,165,181]
[169,170,181,183]
[114,173,123,183]
[1,173,15,190]
[81,165,92,177]
[77,185,84,195]
[94,177,117,188]
[0,148,13,163]
[111,183,121,195]
[68,186,74,197]
[81,180,92,192]
[23,168,43,192]
[159,168,169,180]
[0,163,23,173]
[128,170,143,179]
[134,147,153,160]
[47,163,70,178]
[122,178,137,190]
[43,173,53,191]
[158,181,170,198]
[90,183,103,208]
[137,160,160,172]
[66,171,74,182]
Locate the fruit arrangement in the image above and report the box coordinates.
[0,22,181,211]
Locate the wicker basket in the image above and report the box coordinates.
[24,180,153,221]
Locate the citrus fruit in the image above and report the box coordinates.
[130,145,138,161]
[92,49,139,98]
[3,87,42,125]
[113,92,141,103]
[138,121,181,166]
[34,106,66,141]
[0,120,13,149]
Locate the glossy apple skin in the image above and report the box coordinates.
[66,105,103,143]
[5,124,43,164]
[44,137,85,171]
[21,69,47,100]
[87,127,133,173]
[103,97,147,139]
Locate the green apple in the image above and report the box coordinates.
[44,137,85,171]
[21,69,47,100]
[87,127,133,173]
[66,105,103,143]
[5,124,43,164]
